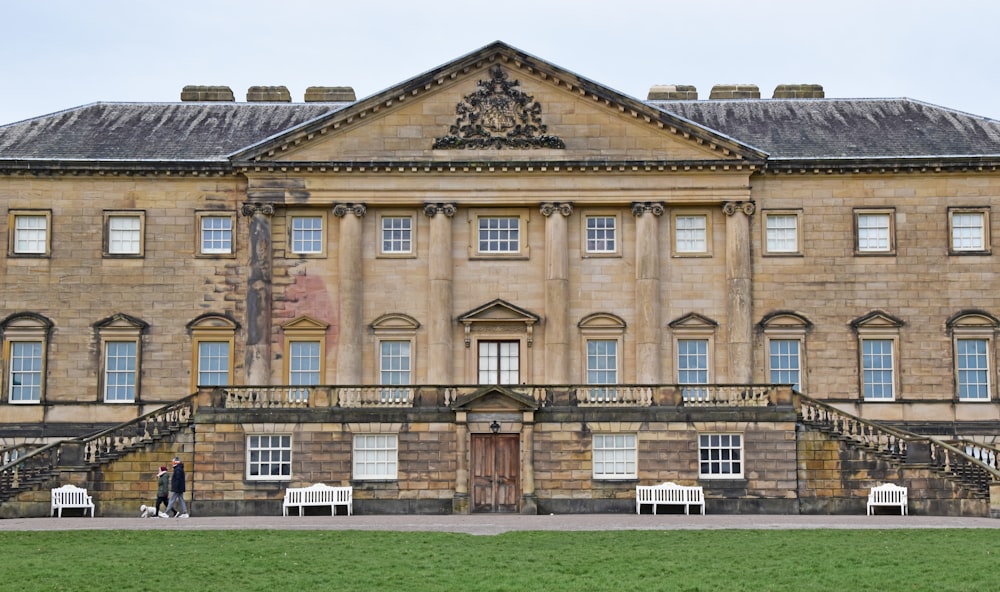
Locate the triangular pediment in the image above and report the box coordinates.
[668,312,718,330]
[451,385,539,412]
[850,310,904,329]
[281,315,330,331]
[231,42,765,167]
[458,299,539,325]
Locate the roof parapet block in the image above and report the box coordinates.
[709,84,761,99]
[772,84,825,99]
[180,86,235,102]
[246,86,292,102]
[305,86,357,102]
[647,85,698,100]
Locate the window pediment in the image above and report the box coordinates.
[451,385,539,412]
[668,312,718,330]
[850,310,904,331]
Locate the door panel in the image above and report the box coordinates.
[471,434,520,512]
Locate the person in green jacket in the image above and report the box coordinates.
[154,466,170,517]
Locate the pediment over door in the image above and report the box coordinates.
[457,299,540,348]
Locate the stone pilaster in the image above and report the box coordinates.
[540,202,572,384]
[520,418,537,514]
[424,203,457,384]
[632,202,664,383]
[241,202,274,385]
[453,413,470,513]
[333,203,367,384]
[723,201,755,383]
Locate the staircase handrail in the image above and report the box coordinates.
[0,441,63,500]
[931,438,1000,494]
[78,393,197,464]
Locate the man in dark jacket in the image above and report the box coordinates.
[165,456,189,518]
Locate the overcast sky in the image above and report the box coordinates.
[2,0,998,125]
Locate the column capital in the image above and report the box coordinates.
[631,202,664,217]
[333,203,367,217]
[241,202,275,217]
[423,202,457,217]
[723,201,756,216]
[540,202,573,217]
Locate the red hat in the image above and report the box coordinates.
[157,467,167,476]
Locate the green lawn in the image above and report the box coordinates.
[1,529,994,592]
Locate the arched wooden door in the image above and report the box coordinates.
[471,433,520,512]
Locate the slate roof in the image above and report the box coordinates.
[3,96,1000,166]
[0,102,344,162]
[649,98,1000,161]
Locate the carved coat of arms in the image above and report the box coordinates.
[433,65,565,150]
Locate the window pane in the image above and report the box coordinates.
[9,341,42,403]
[478,341,519,384]
[957,338,990,400]
[353,434,398,480]
[766,214,798,252]
[857,213,890,251]
[586,216,616,253]
[699,433,743,477]
[105,341,137,402]
[201,216,233,254]
[291,216,323,254]
[592,434,636,479]
[14,215,47,254]
[289,342,321,385]
[246,434,292,480]
[108,216,141,254]
[769,339,801,391]
[952,212,985,251]
[381,217,412,253]
[862,339,894,400]
[675,215,707,253]
[478,217,519,253]
[198,341,230,386]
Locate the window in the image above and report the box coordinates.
[469,209,530,259]
[585,215,617,255]
[479,216,519,253]
[769,339,801,391]
[8,341,43,403]
[290,215,324,255]
[188,313,237,391]
[104,341,137,402]
[9,210,50,256]
[353,434,398,480]
[673,213,710,255]
[587,339,618,401]
[380,215,413,255]
[699,434,743,478]
[764,211,801,255]
[956,338,990,401]
[104,212,144,256]
[2,313,51,405]
[198,213,234,256]
[380,340,411,402]
[949,208,990,254]
[861,339,895,400]
[247,435,291,481]
[281,316,328,402]
[197,342,230,387]
[478,341,519,384]
[677,339,709,400]
[854,210,894,254]
[592,434,637,479]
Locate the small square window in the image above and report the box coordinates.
[699,433,743,478]
[949,208,990,255]
[763,211,801,255]
[247,434,292,481]
[585,215,618,255]
[105,212,144,256]
[198,213,235,256]
[592,434,637,479]
[379,214,416,257]
[468,209,530,259]
[9,210,51,256]
[290,215,325,255]
[854,209,895,255]
[673,213,711,256]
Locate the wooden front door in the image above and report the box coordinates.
[471,434,520,512]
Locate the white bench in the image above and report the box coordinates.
[282,483,352,516]
[867,483,908,515]
[636,482,705,515]
[51,484,95,517]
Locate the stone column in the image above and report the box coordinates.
[241,202,274,385]
[540,202,572,384]
[424,203,456,384]
[334,203,367,384]
[453,413,469,513]
[723,201,755,383]
[520,417,537,514]
[632,202,664,383]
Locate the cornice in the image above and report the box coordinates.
[234,159,762,175]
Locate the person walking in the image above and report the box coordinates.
[154,466,170,517]
[164,456,189,518]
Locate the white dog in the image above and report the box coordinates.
[139,504,157,518]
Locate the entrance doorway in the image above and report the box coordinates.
[471,433,520,512]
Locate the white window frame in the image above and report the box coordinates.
[592,433,637,480]
[699,433,743,479]
[197,212,235,257]
[672,212,711,256]
[378,213,416,257]
[583,213,620,257]
[353,434,399,480]
[860,338,897,401]
[189,314,237,391]
[854,209,895,255]
[478,340,520,385]
[948,314,998,402]
[379,339,412,402]
[9,210,51,256]
[468,209,530,259]
[677,338,710,400]
[104,211,144,257]
[7,341,43,404]
[763,210,802,256]
[197,341,231,387]
[289,213,326,256]
[103,340,138,403]
[948,207,990,255]
[246,434,292,481]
